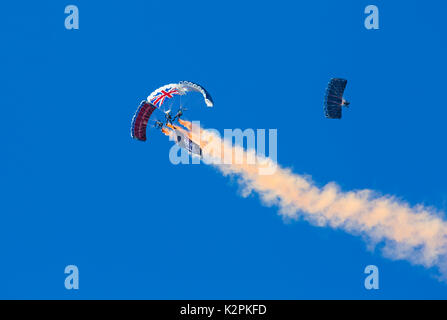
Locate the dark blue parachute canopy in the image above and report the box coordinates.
[324,78,348,119]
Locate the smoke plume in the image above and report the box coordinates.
[184,121,447,280]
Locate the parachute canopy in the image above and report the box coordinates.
[147,81,214,109]
[130,101,156,141]
[131,81,213,142]
[179,81,214,107]
[324,78,348,119]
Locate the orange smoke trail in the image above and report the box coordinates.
[194,125,447,281]
[161,127,171,136]
[166,121,202,144]
[166,123,177,130]
[178,119,192,131]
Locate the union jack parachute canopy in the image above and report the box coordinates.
[147,81,214,108]
[178,81,214,107]
[131,81,213,142]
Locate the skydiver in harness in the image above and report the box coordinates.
[173,109,183,121]
[342,99,350,107]
[173,106,187,122]
[164,110,174,124]
[154,120,164,129]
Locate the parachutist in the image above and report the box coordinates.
[164,110,174,124]
[342,100,350,107]
[173,107,187,122]
[154,120,164,129]
[174,109,183,120]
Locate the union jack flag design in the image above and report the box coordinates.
[150,88,181,107]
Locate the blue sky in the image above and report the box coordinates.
[1,0,447,299]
